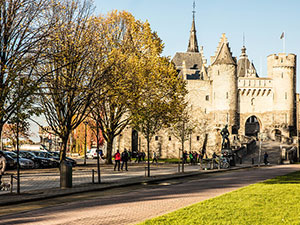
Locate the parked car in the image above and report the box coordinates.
[50,151,77,166]
[3,153,16,169]
[18,151,52,168]
[4,151,35,169]
[30,151,60,167]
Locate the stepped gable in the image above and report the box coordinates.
[211,33,236,66]
[237,46,258,77]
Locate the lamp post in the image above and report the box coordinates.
[296,98,299,162]
[84,121,88,165]
[258,132,262,167]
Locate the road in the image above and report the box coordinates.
[0,164,299,225]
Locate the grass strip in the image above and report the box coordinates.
[140,171,300,225]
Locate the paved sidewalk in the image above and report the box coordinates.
[0,164,299,225]
[0,163,253,206]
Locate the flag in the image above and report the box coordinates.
[280,32,284,39]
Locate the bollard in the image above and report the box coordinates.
[92,169,95,184]
[240,157,242,164]
[60,160,73,188]
[10,175,13,193]
[252,158,254,164]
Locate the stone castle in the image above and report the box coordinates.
[117,14,297,158]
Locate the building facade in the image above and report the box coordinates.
[117,16,297,158]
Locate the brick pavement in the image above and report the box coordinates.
[0,164,299,225]
[0,163,204,194]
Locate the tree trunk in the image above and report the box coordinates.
[96,122,101,184]
[60,134,69,162]
[105,135,114,164]
[147,135,150,177]
[0,123,4,150]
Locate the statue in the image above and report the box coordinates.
[220,125,230,149]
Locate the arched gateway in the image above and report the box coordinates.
[245,115,260,137]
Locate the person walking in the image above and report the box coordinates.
[189,152,193,165]
[152,151,158,164]
[121,149,129,171]
[114,150,121,171]
[264,152,269,165]
[0,151,6,187]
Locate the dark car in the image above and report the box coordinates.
[5,151,35,169]
[50,152,77,167]
[18,151,52,168]
[3,153,16,169]
[30,151,60,168]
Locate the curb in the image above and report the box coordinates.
[0,165,256,207]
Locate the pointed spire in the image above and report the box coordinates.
[187,1,199,52]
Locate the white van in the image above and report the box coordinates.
[86,148,103,159]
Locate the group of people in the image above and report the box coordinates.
[113,150,159,171]
[182,150,207,165]
[134,151,146,163]
[113,149,130,171]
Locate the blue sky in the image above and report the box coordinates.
[95,0,300,78]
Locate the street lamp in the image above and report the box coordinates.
[84,121,88,165]
[258,132,262,167]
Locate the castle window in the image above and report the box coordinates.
[217,70,219,75]
[204,108,207,114]
[226,113,229,122]
[214,92,215,99]
[197,136,200,141]
[281,72,283,78]
[205,95,209,101]
[281,58,283,63]
[168,136,172,141]
[285,114,287,123]
[285,92,287,99]
[155,136,158,141]
[226,92,228,99]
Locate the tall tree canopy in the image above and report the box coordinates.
[90,11,170,164]
[38,0,104,161]
[0,0,51,145]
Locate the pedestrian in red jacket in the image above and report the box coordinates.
[114,150,121,171]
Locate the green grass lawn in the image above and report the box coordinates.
[140,171,300,225]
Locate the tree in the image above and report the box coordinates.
[90,11,165,164]
[169,106,197,172]
[38,0,103,162]
[0,0,51,147]
[3,119,30,150]
[131,55,187,177]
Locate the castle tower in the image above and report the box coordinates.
[267,53,296,133]
[210,34,238,132]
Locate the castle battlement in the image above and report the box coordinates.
[238,77,273,88]
[267,53,296,68]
